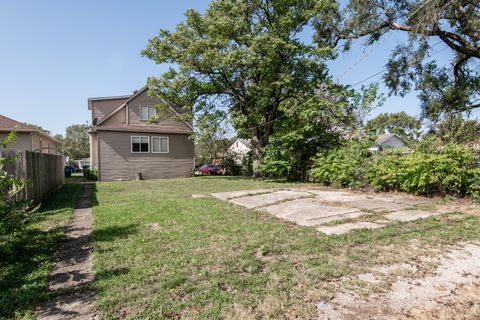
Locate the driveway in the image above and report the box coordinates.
[212,187,442,235]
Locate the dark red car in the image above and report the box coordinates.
[199,164,222,175]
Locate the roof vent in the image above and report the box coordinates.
[133,90,138,94]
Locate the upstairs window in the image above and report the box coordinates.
[139,106,156,121]
[151,137,169,153]
[131,136,149,153]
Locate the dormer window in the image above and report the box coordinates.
[140,106,156,121]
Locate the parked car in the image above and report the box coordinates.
[199,164,222,175]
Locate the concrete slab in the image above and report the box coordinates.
[385,210,443,222]
[317,222,384,235]
[345,199,408,212]
[211,189,274,201]
[262,198,365,226]
[228,190,311,209]
[305,190,368,202]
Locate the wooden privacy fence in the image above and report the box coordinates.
[4,150,65,206]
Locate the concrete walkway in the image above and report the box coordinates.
[211,187,444,235]
[36,183,98,320]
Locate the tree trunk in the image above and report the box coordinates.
[251,128,264,178]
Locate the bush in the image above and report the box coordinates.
[310,142,479,198]
[310,143,371,188]
[83,168,98,181]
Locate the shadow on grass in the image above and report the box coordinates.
[0,183,84,319]
[194,175,295,184]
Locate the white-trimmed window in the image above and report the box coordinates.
[139,106,156,121]
[151,136,169,153]
[131,136,149,153]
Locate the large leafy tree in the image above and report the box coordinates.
[432,114,480,143]
[62,124,89,160]
[194,110,231,163]
[365,112,421,141]
[315,0,480,121]
[142,0,337,175]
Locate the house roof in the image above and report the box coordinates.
[237,139,252,148]
[0,114,62,144]
[375,133,403,145]
[93,86,194,131]
[91,124,193,135]
[0,114,37,131]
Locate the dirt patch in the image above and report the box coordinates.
[317,243,480,320]
[36,183,98,320]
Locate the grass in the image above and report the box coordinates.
[91,176,480,319]
[0,183,84,319]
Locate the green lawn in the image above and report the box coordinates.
[91,177,480,319]
[0,183,83,319]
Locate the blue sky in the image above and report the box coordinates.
[0,0,458,135]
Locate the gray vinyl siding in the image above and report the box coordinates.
[98,130,194,181]
[91,98,128,123]
[0,132,32,152]
[127,90,191,129]
[380,136,405,148]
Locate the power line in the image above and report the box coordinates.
[230,0,450,133]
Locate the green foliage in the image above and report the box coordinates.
[194,111,231,164]
[62,124,90,159]
[365,112,421,142]
[83,168,98,181]
[316,0,480,120]
[311,141,480,197]
[142,0,338,174]
[259,84,383,180]
[0,184,82,319]
[0,131,28,236]
[222,151,252,176]
[431,115,480,144]
[310,141,371,188]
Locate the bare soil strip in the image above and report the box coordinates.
[317,243,480,320]
[36,183,98,320]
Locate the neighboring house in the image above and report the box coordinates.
[88,86,195,181]
[0,114,61,155]
[227,138,252,164]
[368,133,407,153]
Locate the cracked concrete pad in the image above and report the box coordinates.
[301,190,367,202]
[262,198,364,226]
[385,210,443,222]
[317,222,384,235]
[345,199,408,212]
[228,190,311,209]
[211,189,274,201]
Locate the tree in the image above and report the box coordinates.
[365,112,421,142]
[26,123,51,135]
[259,84,382,179]
[194,110,232,164]
[315,0,480,121]
[432,114,480,143]
[63,124,89,160]
[142,0,338,176]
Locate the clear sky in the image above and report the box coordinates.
[0,0,462,135]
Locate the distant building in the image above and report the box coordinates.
[465,141,480,153]
[0,114,61,155]
[368,133,407,153]
[227,138,252,164]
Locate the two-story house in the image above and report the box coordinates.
[0,114,61,155]
[88,86,195,181]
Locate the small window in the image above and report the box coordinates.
[131,136,149,153]
[151,137,169,153]
[139,106,156,121]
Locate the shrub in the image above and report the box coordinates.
[310,143,371,188]
[310,142,479,198]
[83,168,98,181]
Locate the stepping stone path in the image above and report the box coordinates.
[211,188,444,235]
[36,183,98,320]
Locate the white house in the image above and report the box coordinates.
[368,133,407,153]
[227,138,252,164]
